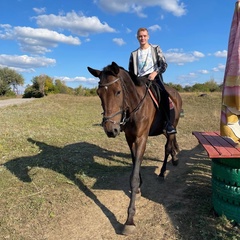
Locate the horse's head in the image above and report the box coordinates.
[88,62,125,138]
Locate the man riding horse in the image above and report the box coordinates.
[128,27,176,135]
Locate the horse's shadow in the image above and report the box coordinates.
[4,138,213,237]
[4,138,158,234]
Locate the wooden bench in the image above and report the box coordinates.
[192,131,240,224]
[192,131,240,159]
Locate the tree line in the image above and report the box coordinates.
[0,67,222,98]
[23,74,99,97]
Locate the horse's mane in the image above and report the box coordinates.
[102,64,147,87]
[129,73,148,87]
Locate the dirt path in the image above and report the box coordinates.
[35,143,212,240]
[0,98,35,108]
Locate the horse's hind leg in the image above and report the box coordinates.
[159,134,179,178]
[159,136,172,178]
[159,152,168,178]
[171,136,179,166]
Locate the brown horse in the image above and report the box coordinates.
[87,62,182,235]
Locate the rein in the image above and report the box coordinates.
[98,76,152,128]
[124,81,152,123]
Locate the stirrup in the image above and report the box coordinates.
[165,123,177,135]
[167,128,177,135]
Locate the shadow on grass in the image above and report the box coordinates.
[4,138,133,234]
[4,138,232,238]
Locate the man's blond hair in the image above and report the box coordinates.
[137,27,148,36]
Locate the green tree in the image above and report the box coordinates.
[0,77,11,96]
[44,76,56,94]
[23,85,44,98]
[54,79,73,94]
[23,75,48,98]
[204,79,220,92]
[183,85,192,92]
[167,82,184,92]
[87,87,97,96]
[191,83,209,92]
[74,85,86,96]
[0,67,24,95]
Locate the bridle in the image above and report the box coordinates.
[98,77,127,127]
[98,75,151,128]
[98,77,120,88]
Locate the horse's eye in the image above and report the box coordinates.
[116,90,121,96]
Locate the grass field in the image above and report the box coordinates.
[0,93,239,240]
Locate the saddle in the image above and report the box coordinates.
[147,80,174,110]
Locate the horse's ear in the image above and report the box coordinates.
[87,67,101,78]
[111,62,119,75]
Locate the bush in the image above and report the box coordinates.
[5,90,16,97]
[22,86,44,98]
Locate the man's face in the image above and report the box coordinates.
[137,30,149,45]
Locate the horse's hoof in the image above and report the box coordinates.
[158,175,165,181]
[157,173,165,182]
[128,189,141,200]
[122,224,136,235]
[172,159,178,166]
[136,191,141,200]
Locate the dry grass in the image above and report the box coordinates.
[0,93,239,240]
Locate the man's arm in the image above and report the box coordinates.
[155,46,168,74]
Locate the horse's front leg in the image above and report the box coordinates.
[122,136,147,235]
[129,150,142,197]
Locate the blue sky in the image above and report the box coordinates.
[0,0,236,89]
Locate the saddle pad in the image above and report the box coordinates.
[148,89,174,110]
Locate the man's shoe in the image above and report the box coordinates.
[166,123,177,135]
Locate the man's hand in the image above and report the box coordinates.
[148,71,158,80]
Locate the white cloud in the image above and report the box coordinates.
[14,26,80,44]
[95,0,186,17]
[112,38,126,46]
[33,7,46,15]
[193,51,205,58]
[214,50,227,58]
[198,69,209,74]
[148,24,161,32]
[54,76,98,86]
[34,11,116,36]
[132,4,146,18]
[0,25,80,54]
[212,63,225,72]
[0,54,56,72]
[165,49,205,65]
[176,62,225,86]
[218,64,225,71]
[126,28,132,33]
[189,72,196,77]
[158,0,186,16]
[178,72,197,80]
